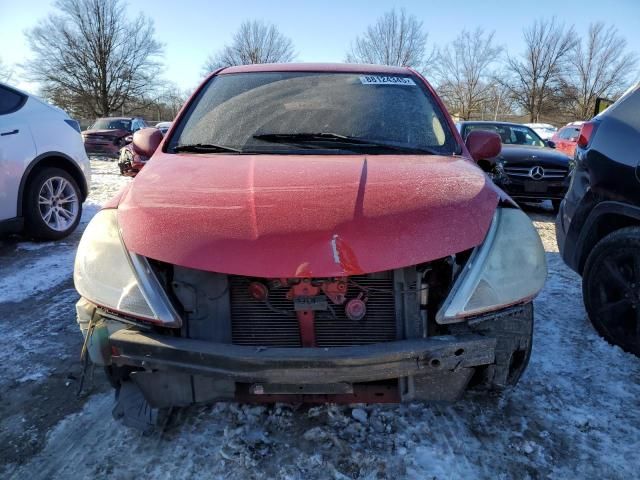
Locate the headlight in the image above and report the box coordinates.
[74,209,181,326]
[436,208,546,323]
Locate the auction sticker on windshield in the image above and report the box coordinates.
[359,76,416,86]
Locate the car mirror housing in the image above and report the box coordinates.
[132,128,163,157]
[546,140,556,149]
[465,130,501,165]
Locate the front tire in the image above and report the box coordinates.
[583,227,640,356]
[24,167,82,240]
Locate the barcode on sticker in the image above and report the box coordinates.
[359,76,416,86]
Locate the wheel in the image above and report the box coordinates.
[24,167,82,240]
[551,199,562,212]
[582,227,640,356]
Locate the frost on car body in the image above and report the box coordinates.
[73,64,546,429]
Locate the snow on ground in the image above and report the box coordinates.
[1,164,639,479]
[0,158,128,376]
[0,247,76,303]
[0,160,129,304]
[80,158,130,223]
[8,249,638,480]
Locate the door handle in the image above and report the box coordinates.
[0,129,19,136]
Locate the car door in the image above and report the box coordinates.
[0,85,36,221]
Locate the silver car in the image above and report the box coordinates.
[0,82,90,239]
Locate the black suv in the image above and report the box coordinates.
[556,83,640,355]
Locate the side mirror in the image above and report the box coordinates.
[546,140,556,149]
[465,130,501,171]
[132,127,163,157]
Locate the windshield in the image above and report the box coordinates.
[91,118,132,131]
[464,123,545,147]
[168,72,458,154]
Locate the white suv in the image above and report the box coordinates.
[0,83,90,239]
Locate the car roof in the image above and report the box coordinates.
[219,63,414,75]
[96,116,135,120]
[525,123,555,128]
[458,120,532,128]
[0,81,67,115]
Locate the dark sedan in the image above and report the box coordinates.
[82,117,147,157]
[457,121,571,210]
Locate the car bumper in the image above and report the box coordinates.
[501,179,568,201]
[83,143,121,157]
[110,331,496,405]
[79,300,533,406]
[111,329,494,382]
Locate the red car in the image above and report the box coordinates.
[117,123,173,177]
[550,122,584,158]
[82,116,148,157]
[73,64,546,430]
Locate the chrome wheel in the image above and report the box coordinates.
[38,176,79,231]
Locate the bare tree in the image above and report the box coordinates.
[435,28,502,120]
[0,57,14,83]
[566,22,638,119]
[111,81,189,121]
[24,0,163,117]
[345,9,434,71]
[503,18,577,122]
[157,84,189,118]
[479,79,518,121]
[145,83,189,120]
[204,20,295,71]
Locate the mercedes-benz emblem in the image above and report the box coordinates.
[529,166,545,180]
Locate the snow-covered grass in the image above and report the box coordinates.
[1,163,639,479]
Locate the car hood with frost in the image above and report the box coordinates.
[116,152,500,277]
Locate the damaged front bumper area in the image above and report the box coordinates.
[111,331,495,405]
[79,299,533,408]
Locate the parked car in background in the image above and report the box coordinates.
[155,121,172,134]
[82,116,148,157]
[0,82,90,239]
[556,83,640,356]
[551,121,584,158]
[74,63,547,430]
[458,121,570,211]
[524,123,557,140]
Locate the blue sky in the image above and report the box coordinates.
[1,0,639,92]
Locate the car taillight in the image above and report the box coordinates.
[577,121,597,148]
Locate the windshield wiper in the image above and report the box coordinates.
[173,143,241,153]
[252,132,441,155]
